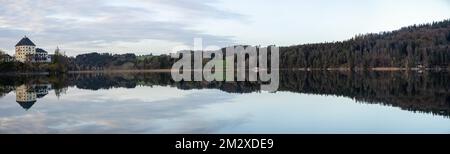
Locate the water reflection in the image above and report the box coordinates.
[0,71,449,133]
[1,71,449,117]
[15,84,51,110]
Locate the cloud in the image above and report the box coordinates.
[0,0,243,55]
[0,86,248,134]
[1,0,448,55]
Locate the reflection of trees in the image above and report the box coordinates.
[0,71,449,116]
[0,85,14,98]
[70,73,139,90]
[278,71,450,117]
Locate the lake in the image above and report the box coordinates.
[0,71,450,134]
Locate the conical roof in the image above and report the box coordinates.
[15,36,36,47]
[16,101,36,110]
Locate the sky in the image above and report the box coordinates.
[0,0,449,56]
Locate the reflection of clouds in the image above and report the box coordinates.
[0,113,49,133]
[172,117,250,134]
[0,93,16,110]
[58,86,197,103]
[3,84,450,133]
[0,86,249,134]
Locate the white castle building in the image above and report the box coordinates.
[15,36,51,63]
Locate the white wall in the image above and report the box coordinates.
[15,45,36,62]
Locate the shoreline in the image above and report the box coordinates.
[68,69,173,74]
[295,67,449,72]
[0,72,50,76]
[1,67,449,75]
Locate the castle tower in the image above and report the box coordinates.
[15,36,36,62]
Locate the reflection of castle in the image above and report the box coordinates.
[15,85,36,110]
[34,84,51,98]
[15,84,51,110]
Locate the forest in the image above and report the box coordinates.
[1,19,449,73]
[279,19,450,69]
[68,19,450,71]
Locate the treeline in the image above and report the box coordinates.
[68,53,174,70]
[69,19,450,70]
[1,19,449,72]
[280,19,450,69]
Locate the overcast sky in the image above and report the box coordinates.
[0,0,449,56]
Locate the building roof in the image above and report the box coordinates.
[36,48,48,53]
[16,101,37,110]
[15,36,36,47]
[36,93,48,98]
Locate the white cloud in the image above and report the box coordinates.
[0,0,242,55]
[0,0,449,55]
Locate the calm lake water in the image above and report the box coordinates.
[0,71,450,134]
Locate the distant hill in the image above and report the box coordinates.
[71,19,449,71]
[72,53,173,70]
[2,19,450,72]
[279,19,450,69]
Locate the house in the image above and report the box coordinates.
[0,54,14,62]
[15,36,51,63]
[0,50,14,62]
[35,48,52,62]
[15,36,36,62]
